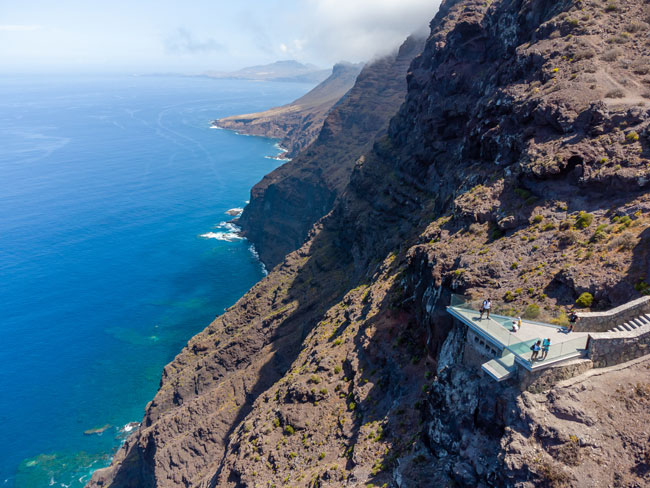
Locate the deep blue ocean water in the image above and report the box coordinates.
[0,74,312,487]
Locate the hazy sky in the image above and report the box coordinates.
[0,0,440,73]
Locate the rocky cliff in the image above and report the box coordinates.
[215,62,363,159]
[236,36,425,269]
[89,0,650,486]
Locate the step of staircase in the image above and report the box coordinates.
[482,354,516,382]
[606,315,650,333]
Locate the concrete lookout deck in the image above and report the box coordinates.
[447,302,589,382]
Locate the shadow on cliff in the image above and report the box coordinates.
[323,251,435,487]
[210,221,363,487]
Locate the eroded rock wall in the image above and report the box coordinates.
[89,0,650,486]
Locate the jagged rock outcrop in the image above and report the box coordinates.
[89,0,650,487]
[215,62,363,158]
[237,35,426,269]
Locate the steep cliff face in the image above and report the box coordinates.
[215,62,363,158]
[89,0,650,487]
[237,36,425,269]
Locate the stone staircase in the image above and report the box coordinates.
[607,314,650,333]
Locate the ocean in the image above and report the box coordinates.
[0,74,313,487]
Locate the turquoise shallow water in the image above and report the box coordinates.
[0,74,312,487]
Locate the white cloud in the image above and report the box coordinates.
[0,24,41,32]
[164,28,224,54]
[289,0,440,63]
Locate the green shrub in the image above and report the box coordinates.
[626,131,640,142]
[309,375,321,384]
[605,2,618,12]
[591,223,609,242]
[334,365,342,374]
[576,292,594,307]
[542,222,556,231]
[616,215,632,227]
[273,417,281,428]
[532,214,544,224]
[575,211,594,229]
[284,424,295,436]
[490,226,504,240]
[551,311,570,326]
[511,262,518,270]
[523,304,541,319]
[504,291,515,302]
[635,281,650,295]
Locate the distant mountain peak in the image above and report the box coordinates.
[203,60,330,83]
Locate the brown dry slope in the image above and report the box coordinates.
[214,62,363,158]
[89,0,650,486]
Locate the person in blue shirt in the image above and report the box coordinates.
[530,340,542,361]
[542,338,551,360]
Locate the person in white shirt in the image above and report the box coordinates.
[511,316,521,332]
[479,298,492,320]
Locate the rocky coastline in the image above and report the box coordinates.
[89,0,650,486]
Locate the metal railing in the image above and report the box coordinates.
[450,293,570,326]
[449,294,587,369]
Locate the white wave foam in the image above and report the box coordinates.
[122,422,140,433]
[200,232,243,242]
[249,244,268,276]
[216,221,242,232]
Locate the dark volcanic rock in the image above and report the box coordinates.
[215,62,363,158]
[88,1,650,487]
[237,35,426,269]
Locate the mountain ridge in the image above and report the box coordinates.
[214,62,364,158]
[235,35,426,269]
[203,60,331,84]
[88,0,650,486]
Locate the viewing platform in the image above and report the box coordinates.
[446,294,650,387]
[447,299,588,381]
